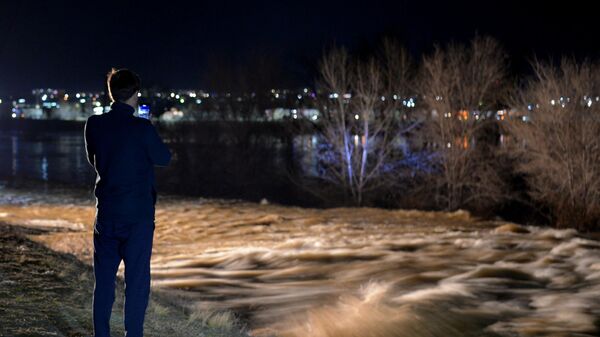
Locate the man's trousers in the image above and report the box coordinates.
[92,217,155,337]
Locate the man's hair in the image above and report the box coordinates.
[106,68,141,102]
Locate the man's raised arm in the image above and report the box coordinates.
[144,120,171,166]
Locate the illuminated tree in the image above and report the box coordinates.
[311,41,415,205]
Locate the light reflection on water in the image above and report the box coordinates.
[11,134,18,176]
[0,129,324,204]
[0,131,93,185]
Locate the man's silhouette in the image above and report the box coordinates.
[85,68,171,337]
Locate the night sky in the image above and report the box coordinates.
[0,0,597,95]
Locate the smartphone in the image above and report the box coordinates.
[138,104,150,119]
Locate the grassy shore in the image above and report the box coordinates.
[0,221,251,337]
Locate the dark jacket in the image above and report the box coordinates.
[84,101,171,222]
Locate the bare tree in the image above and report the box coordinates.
[308,42,414,205]
[504,58,600,230]
[418,36,509,211]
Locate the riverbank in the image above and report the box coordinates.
[0,221,250,337]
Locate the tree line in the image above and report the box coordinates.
[298,35,600,231]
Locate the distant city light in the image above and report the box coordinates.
[12,113,17,118]
[1,87,474,123]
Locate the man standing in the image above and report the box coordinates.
[85,68,171,337]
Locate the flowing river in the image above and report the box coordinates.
[1,187,599,337]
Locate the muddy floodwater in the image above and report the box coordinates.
[1,187,599,337]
